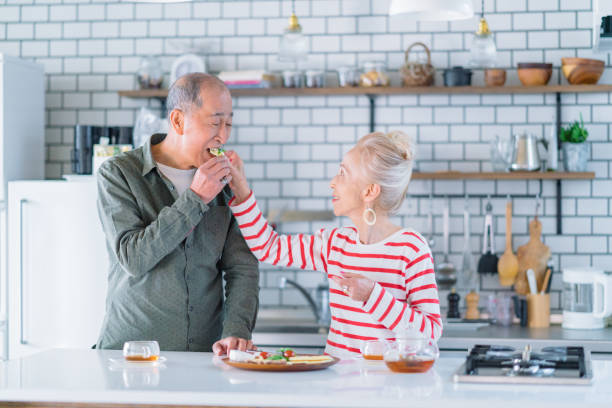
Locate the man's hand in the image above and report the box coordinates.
[190,156,232,204]
[331,272,375,303]
[225,150,251,205]
[212,336,256,356]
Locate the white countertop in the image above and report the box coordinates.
[1,349,611,408]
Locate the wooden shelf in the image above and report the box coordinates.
[118,84,612,99]
[411,171,595,180]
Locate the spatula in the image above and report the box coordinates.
[498,199,519,286]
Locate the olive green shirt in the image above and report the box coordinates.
[96,133,259,351]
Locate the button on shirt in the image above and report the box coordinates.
[95,133,259,352]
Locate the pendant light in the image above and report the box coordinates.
[278,0,308,62]
[468,0,497,68]
[389,0,474,21]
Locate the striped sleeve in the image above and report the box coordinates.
[362,246,442,341]
[229,191,331,272]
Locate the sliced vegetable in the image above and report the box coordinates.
[209,147,226,157]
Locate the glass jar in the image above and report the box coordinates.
[281,70,304,88]
[137,56,163,89]
[383,337,439,373]
[336,66,360,87]
[359,61,390,87]
[305,70,326,88]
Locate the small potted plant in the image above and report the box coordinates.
[560,113,589,172]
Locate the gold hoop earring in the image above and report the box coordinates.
[363,207,376,226]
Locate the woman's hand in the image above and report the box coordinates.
[225,150,251,204]
[331,272,375,303]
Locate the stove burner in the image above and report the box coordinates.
[466,345,587,377]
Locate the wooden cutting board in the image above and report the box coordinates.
[515,217,551,295]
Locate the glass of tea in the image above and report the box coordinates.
[123,341,160,362]
[361,339,389,360]
[384,337,439,373]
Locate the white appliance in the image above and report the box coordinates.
[562,268,612,330]
[0,55,45,360]
[7,178,108,360]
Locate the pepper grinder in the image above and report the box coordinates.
[447,288,461,319]
[465,290,480,320]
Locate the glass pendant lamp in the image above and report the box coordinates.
[468,0,497,67]
[388,0,474,21]
[278,0,308,62]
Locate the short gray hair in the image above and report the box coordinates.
[166,73,227,120]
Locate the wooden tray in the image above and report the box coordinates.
[221,355,339,372]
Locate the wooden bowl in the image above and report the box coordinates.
[517,63,553,86]
[561,58,605,85]
[485,68,506,86]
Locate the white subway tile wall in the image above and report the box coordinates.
[4,0,612,310]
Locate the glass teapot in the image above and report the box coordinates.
[384,335,439,373]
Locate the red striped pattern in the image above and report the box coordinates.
[229,193,441,358]
[328,259,404,276]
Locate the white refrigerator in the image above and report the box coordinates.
[0,55,45,360]
[7,178,108,360]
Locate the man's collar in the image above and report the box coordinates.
[141,133,167,176]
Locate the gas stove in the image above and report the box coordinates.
[453,344,593,385]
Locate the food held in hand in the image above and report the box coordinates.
[209,147,226,157]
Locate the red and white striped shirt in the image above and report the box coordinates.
[230,191,442,358]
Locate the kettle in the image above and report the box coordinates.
[509,132,547,171]
[562,268,612,329]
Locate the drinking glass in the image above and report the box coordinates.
[123,341,160,362]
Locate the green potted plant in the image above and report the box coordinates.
[560,113,589,172]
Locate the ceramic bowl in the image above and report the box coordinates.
[517,63,553,86]
[561,58,605,85]
[485,68,507,86]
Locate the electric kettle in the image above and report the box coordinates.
[562,268,612,329]
[509,132,547,171]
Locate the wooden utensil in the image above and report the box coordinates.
[465,291,480,320]
[498,200,519,287]
[540,268,552,294]
[515,217,551,295]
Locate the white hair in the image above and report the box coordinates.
[356,130,416,214]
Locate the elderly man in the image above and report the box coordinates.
[96,73,259,355]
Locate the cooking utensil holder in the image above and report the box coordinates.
[527,293,550,328]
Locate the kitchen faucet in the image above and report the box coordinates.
[279,277,330,327]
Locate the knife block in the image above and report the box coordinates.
[527,293,550,328]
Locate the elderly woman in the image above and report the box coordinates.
[225,131,442,358]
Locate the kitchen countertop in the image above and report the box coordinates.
[253,309,612,353]
[1,349,611,408]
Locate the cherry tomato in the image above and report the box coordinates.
[259,352,269,359]
[283,350,295,358]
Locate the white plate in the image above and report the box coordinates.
[170,54,206,86]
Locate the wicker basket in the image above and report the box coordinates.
[401,42,435,87]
